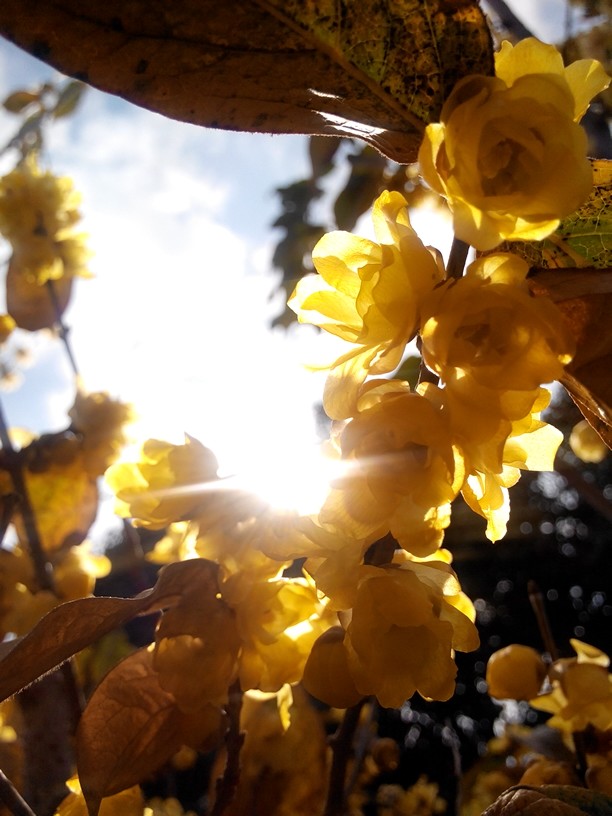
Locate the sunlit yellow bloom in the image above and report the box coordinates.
[197,500,303,581]
[144,797,197,816]
[420,254,574,392]
[569,419,608,463]
[299,517,377,610]
[223,572,330,692]
[0,315,15,343]
[320,381,463,556]
[106,435,220,529]
[344,562,479,707]
[55,775,144,816]
[0,154,91,283]
[460,387,563,541]
[69,390,134,477]
[531,639,612,734]
[51,544,111,601]
[289,191,443,419]
[419,38,610,250]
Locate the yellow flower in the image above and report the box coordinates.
[531,639,612,735]
[223,572,330,692]
[0,154,91,283]
[289,190,443,419]
[419,38,610,250]
[106,435,220,529]
[420,254,574,392]
[456,386,564,541]
[55,775,144,816]
[320,380,463,556]
[0,315,15,343]
[344,562,479,708]
[569,419,608,464]
[52,544,111,601]
[486,644,547,700]
[69,390,134,477]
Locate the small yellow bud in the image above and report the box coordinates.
[486,644,547,700]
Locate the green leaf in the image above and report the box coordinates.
[502,159,612,269]
[2,89,40,113]
[52,79,85,118]
[0,0,493,163]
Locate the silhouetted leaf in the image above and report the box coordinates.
[2,89,40,113]
[334,146,388,231]
[52,80,86,119]
[77,648,225,816]
[0,0,493,163]
[529,269,612,448]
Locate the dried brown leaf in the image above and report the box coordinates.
[77,647,225,816]
[482,784,612,815]
[6,263,73,331]
[0,558,218,703]
[0,0,493,163]
[529,269,612,448]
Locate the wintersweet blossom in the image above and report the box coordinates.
[420,254,574,392]
[105,436,220,529]
[459,388,564,541]
[223,573,330,692]
[530,640,612,735]
[419,38,610,250]
[344,562,479,707]
[289,190,443,419]
[320,380,464,556]
[0,154,90,283]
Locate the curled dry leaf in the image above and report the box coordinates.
[0,0,493,163]
[0,558,218,703]
[77,647,225,816]
[482,785,612,815]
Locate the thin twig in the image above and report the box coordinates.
[0,768,36,816]
[528,580,559,661]
[324,698,367,816]
[0,399,53,591]
[446,238,470,280]
[46,280,79,378]
[211,681,244,816]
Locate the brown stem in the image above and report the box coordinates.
[528,580,559,661]
[211,681,244,816]
[446,237,470,280]
[0,769,36,816]
[46,280,79,378]
[0,399,53,592]
[324,699,367,816]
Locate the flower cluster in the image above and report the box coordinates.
[105,38,608,714]
[0,154,90,284]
